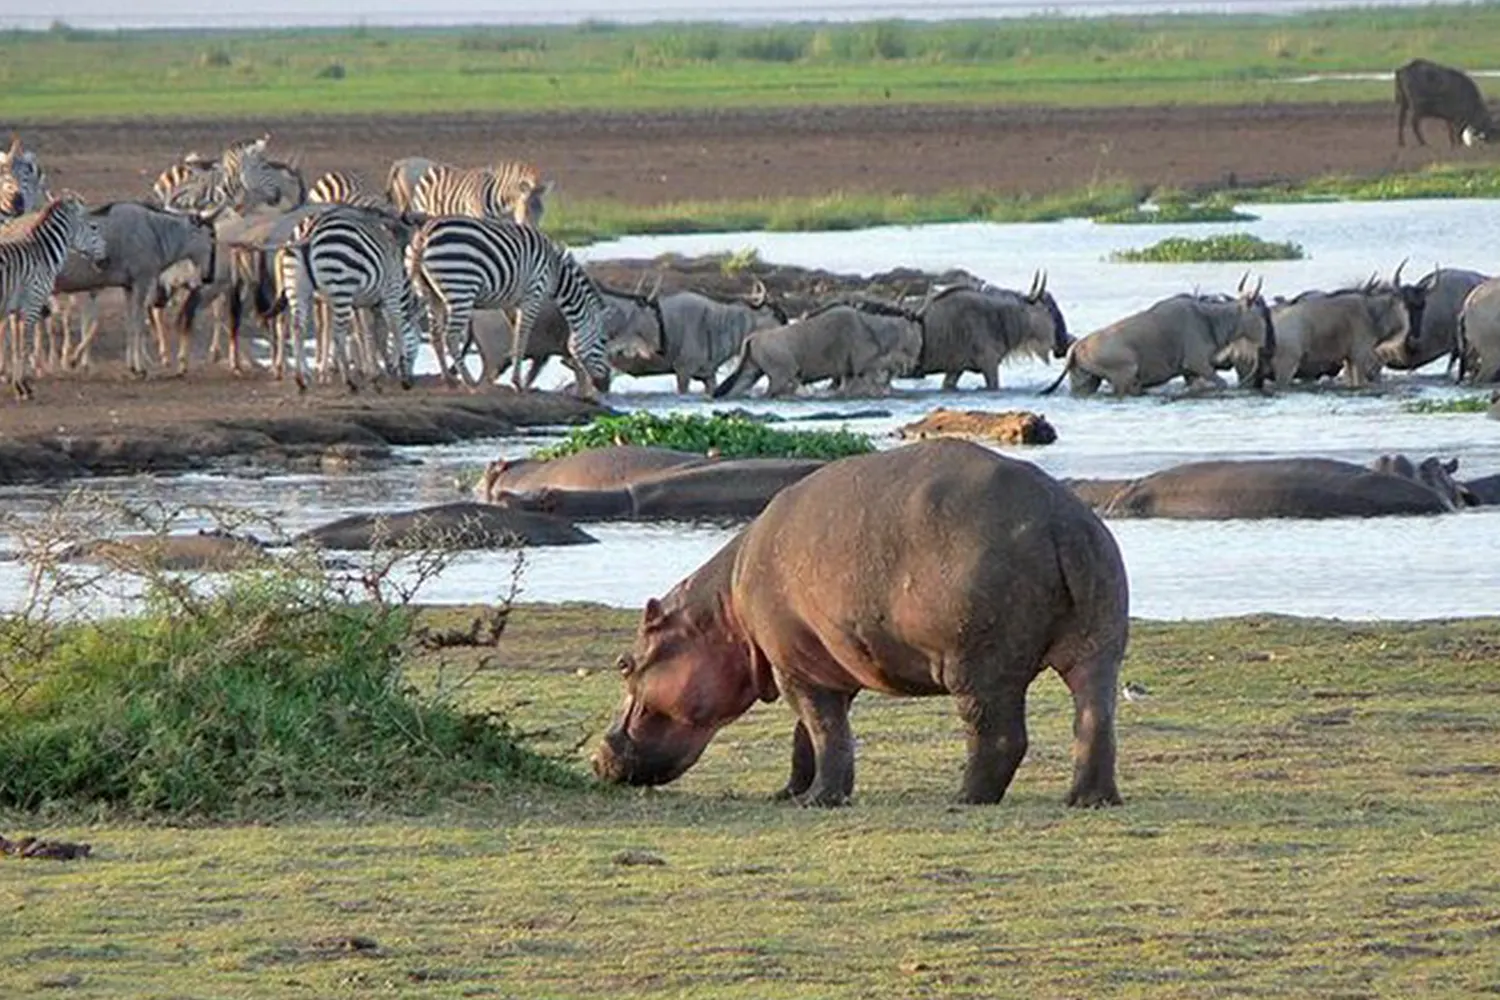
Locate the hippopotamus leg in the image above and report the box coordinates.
[1050,637,1124,808]
[954,682,1032,805]
[772,720,815,802]
[775,679,858,807]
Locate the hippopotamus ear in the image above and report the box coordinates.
[1443,457,1460,474]
[643,597,665,629]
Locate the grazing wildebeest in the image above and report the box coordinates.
[1378,266,1489,372]
[1395,58,1496,147]
[1042,277,1274,396]
[912,271,1071,390]
[713,299,923,399]
[605,280,788,395]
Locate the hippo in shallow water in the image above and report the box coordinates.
[499,458,827,522]
[592,439,1129,808]
[1101,456,1473,520]
[299,502,596,550]
[474,446,710,501]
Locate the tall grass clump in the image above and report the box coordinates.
[532,412,874,461]
[0,504,581,817]
[1110,233,1305,262]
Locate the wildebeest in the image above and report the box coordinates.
[713,299,924,398]
[1042,277,1274,396]
[1455,276,1500,383]
[606,281,789,395]
[463,300,613,394]
[1378,266,1489,371]
[50,201,219,374]
[911,271,1071,389]
[1228,279,1411,390]
[1395,58,1495,147]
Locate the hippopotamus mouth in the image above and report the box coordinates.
[592,728,692,787]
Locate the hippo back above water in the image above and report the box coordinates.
[593,439,1129,808]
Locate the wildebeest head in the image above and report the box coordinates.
[1236,273,1276,389]
[1024,270,1072,358]
[741,277,789,325]
[593,589,771,788]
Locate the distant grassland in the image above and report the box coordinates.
[6,5,1500,120]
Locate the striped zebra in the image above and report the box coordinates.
[155,136,303,216]
[308,170,386,209]
[408,160,552,227]
[405,216,608,398]
[275,205,423,391]
[0,195,107,399]
[0,135,51,219]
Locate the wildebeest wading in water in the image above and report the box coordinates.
[1395,58,1496,147]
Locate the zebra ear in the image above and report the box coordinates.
[4,132,18,160]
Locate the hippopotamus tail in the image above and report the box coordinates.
[1039,341,1078,396]
[712,339,760,399]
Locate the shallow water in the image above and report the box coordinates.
[5,200,1500,621]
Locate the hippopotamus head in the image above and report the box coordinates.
[1371,453,1479,510]
[593,589,773,787]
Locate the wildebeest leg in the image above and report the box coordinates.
[941,371,961,391]
[1412,115,1429,147]
[1050,640,1123,808]
[771,720,816,801]
[775,677,857,807]
[955,683,1029,805]
[1397,100,1408,147]
[675,370,692,395]
[1069,368,1104,396]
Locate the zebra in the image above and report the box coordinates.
[0,194,108,399]
[155,136,301,217]
[405,216,608,399]
[275,205,423,391]
[308,170,386,209]
[151,152,215,209]
[409,160,552,227]
[0,134,51,219]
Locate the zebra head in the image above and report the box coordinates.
[0,133,50,217]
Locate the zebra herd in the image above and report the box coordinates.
[0,131,608,400]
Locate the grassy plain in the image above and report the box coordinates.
[4,6,1500,121]
[3,606,1499,998]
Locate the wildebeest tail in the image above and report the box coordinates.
[1454,312,1469,383]
[712,339,759,399]
[1039,342,1077,396]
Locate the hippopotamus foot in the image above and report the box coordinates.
[956,691,1030,805]
[1058,647,1123,809]
[778,683,856,808]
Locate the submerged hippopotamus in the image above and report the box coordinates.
[474,446,710,501]
[593,439,1128,808]
[499,458,827,522]
[299,502,596,550]
[1101,456,1473,519]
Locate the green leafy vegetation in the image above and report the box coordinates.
[530,412,874,461]
[3,609,1499,996]
[6,6,1500,119]
[0,531,579,818]
[1402,395,1492,414]
[1239,162,1500,203]
[1111,232,1306,262]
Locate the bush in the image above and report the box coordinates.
[531,412,874,461]
[1110,233,1305,263]
[1402,395,1492,414]
[736,29,807,63]
[1093,197,1258,225]
[315,62,346,80]
[0,502,581,817]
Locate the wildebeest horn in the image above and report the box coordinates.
[1026,270,1041,299]
[1251,276,1264,299]
[749,277,767,306]
[1037,270,1049,299]
[1392,257,1408,287]
[631,273,646,295]
[648,273,664,301]
[1237,271,1249,294]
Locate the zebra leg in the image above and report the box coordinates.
[509,306,530,392]
[280,251,314,392]
[436,299,473,390]
[331,301,361,393]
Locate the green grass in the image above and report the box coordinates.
[1093,193,1259,224]
[1401,395,1493,414]
[7,6,1500,119]
[529,412,874,461]
[1239,161,1500,203]
[547,184,1143,245]
[3,608,1499,997]
[1111,233,1306,262]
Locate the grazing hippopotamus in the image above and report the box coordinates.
[1102,457,1468,519]
[499,458,827,522]
[592,439,1128,808]
[474,446,710,501]
[299,502,596,550]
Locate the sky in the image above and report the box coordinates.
[6,0,1439,31]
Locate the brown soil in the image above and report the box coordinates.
[5,100,1485,478]
[24,101,1478,206]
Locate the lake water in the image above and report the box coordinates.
[4,198,1500,621]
